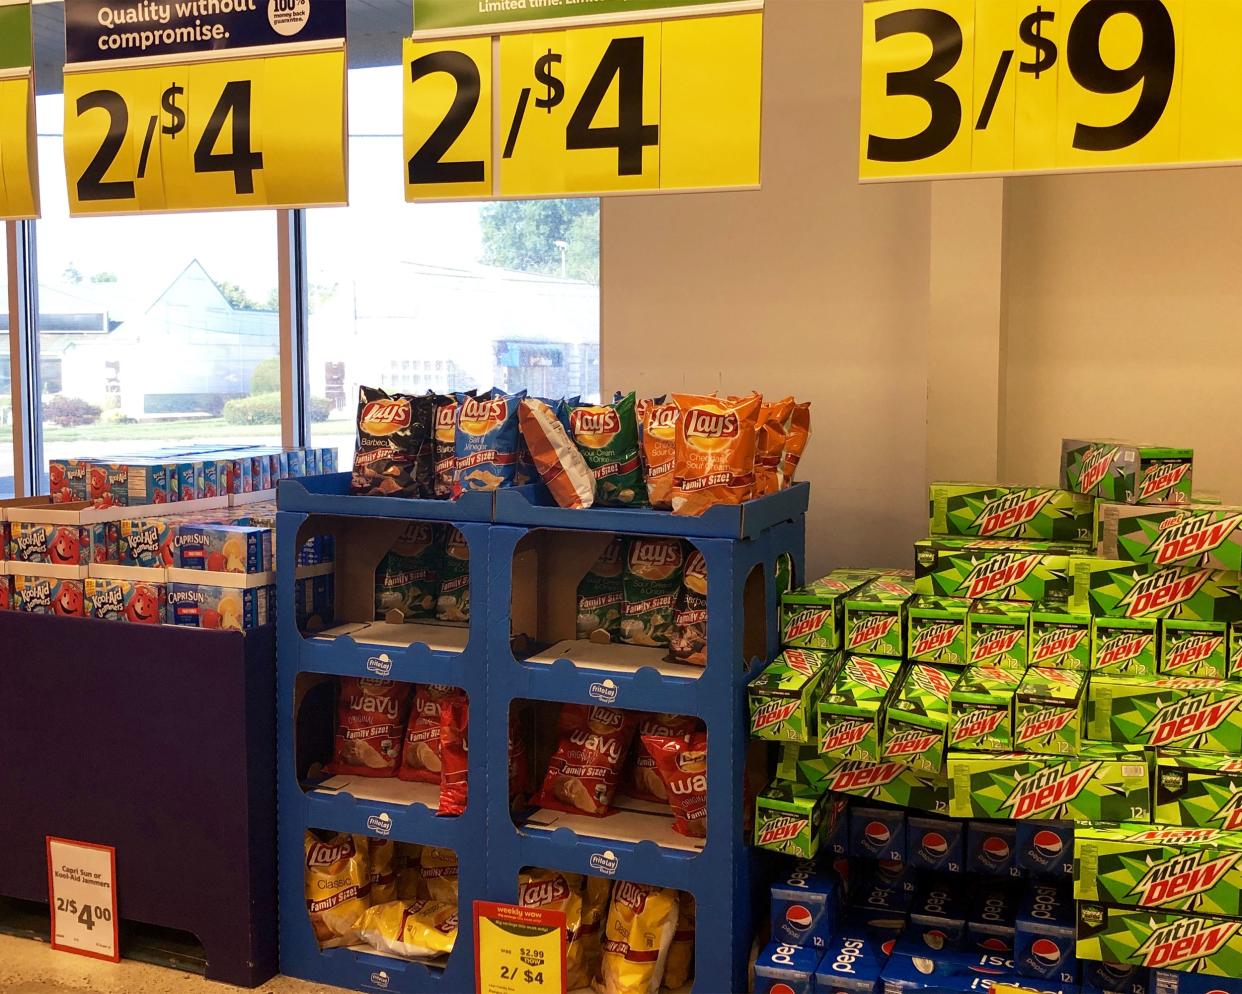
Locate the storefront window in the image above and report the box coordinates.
[307,65,601,466]
[34,93,281,489]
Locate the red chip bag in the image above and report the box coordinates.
[326,678,411,778]
[642,731,708,838]
[534,705,638,817]
[509,709,533,807]
[626,713,703,804]
[398,685,458,784]
[437,695,469,816]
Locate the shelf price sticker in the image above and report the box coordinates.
[0,0,39,219]
[404,10,763,201]
[47,837,119,963]
[859,0,1242,180]
[62,0,347,216]
[474,900,566,994]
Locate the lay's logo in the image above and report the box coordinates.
[684,408,740,439]
[360,399,411,436]
[570,407,621,438]
[459,397,509,434]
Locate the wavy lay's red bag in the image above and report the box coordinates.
[569,392,647,507]
[641,400,679,510]
[671,393,762,515]
[398,685,460,784]
[782,401,812,488]
[534,705,638,817]
[755,396,794,497]
[626,713,703,804]
[327,678,411,778]
[642,731,708,838]
[437,695,469,816]
[454,389,525,495]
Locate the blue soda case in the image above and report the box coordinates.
[851,804,908,863]
[1079,961,1147,994]
[1016,821,1074,877]
[906,814,965,873]
[968,820,1020,877]
[754,941,820,994]
[1150,972,1242,994]
[1014,882,1077,984]
[814,932,889,994]
[772,860,839,950]
[907,875,969,951]
[968,880,1018,953]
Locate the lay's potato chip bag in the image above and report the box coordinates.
[641,399,679,510]
[755,397,794,496]
[355,899,458,960]
[626,713,702,803]
[520,398,595,509]
[419,846,459,905]
[642,731,708,838]
[569,392,647,507]
[594,880,679,994]
[671,393,762,515]
[579,876,612,985]
[577,537,626,640]
[667,548,708,666]
[454,389,525,494]
[327,678,410,778]
[620,538,684,648]
[519,869,588,987]
[369,839,397,904]
[663,893,695,989]
[396,843,425,901]
[304,831,370,949]
[782,402,812,488]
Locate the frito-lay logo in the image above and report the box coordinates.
[1166,636,1226,672]
[954,708,1007,742]
[1079,445,1120,493]
[1098,633,1154,669]
[975,490,1055,537]
[753,699,800,732]
[1143,695,1242,747]
[844,657,892,690]
[1149,512,1242,566]
[823,760,904,793]
[359,399,412,436]
[971,627,1025,663]
[962,554,1042,599]
[1016,707,1076,744]
[1120,568,1212,618]
[884,728,942,758]
[848,615,898,650]
[1210,790,1242,832]
[1129,852,1242,908]
[821,719,871,753]
[1033,628,1087,663]
[1136,917,1241,969]
[784,649,822,677]
[908,664,954,699]
[786,610,831,642]
[757,815,806,846]
[1140,462,1192,501]
[519,875,572,908]
[910,623,963,660]
[1001,761,1102,819]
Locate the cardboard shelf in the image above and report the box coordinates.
[313,621,470,653]
[524,639,705,680]
[520,805,704,855]
[310,776,441,810]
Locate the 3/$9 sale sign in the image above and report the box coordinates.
[860,0,1242,180]
[62,0,347,215]
[403,0,764,201]
[0,0,39,219]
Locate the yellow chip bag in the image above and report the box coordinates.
[355,899,458,960]
[420,846,459,906]
[396,843,425,901]
[663,893,696,989]
[369,839,397,905]
[519,870,588,986]
[593,881,679,994]
[578,876,612,987]
[304,831,370,950]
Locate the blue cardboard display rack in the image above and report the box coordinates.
[276,481,807,994]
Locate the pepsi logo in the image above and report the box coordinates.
[1033,829,1064,858]
[920,832,948,858]
[881,938,897,956]
[1030,937,1062,967]
[770,986,796,994]
[785,905,813,931]
[978,937,1011,952]
[865,821,891,847]
[982,836,1010,861]
[922,930,946,950]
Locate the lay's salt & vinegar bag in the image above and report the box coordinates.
[671,393,763,515]
[569,392,647,507]
[454,389,525,494]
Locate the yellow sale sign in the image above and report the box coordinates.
[0,0,39,219]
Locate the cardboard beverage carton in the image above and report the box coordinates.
[1092,617,1160,675]
[1061,439,1193,505]
[850,803,906,862]
[1030,602,1093,671]
[780,746,951,815]
[915,539,1075,602]
[967,600,1032,670]
[947,745,1151,821]
[817,655,901,762]
[1071,558,1241,622]
[929,483,1094,544]
[753,942,819,994]
[1016,821,1074,878]
[167,581,269,631]
[1014,667,1085,756]
[173,523,271,573]
[1154,749,1242,829]
[907,814,965,873]
[1148,971,1242,994]
[907,874,968,949]
[781,572,873,650]
[770,860,838,950]
[754,779,831,859]
[1161,618,1230,679]
[814,933,889,994]
[883,663,954,773]
[966,878,1018,952]
[749,648,837,743]
[1232,621,1242,680]
[1015,881,1077,983]
[844,578,913,658]
[950,666,1021,752]
[907,594,970,664]
[1099,503,1242,570]
[85,577,165,625]
[1077,903,1242,977]
[1080,962,1149,994]
[967,820,1018,878]
[1087,674,1242,753]
[12,572,86,616]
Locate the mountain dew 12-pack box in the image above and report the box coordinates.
[967,599,1031,669]
[1061,439,1194,505]
[915,538,1075,602]
[882,662,954,773]
[842,577,912,657]
[1155,749,1242,829]
[1093,617,1160,675]
[1098,503,1242,571]
[780,570,876,650]
[748,648,837,743]
[1077,902,1242,978]
[950,665,1021,752]
[947,745,1150,821]
[778,745,951,814]
[1030,601,1092,670]
[1014,667,1085,756]
[1070,558,1242,622]
[1087,674,1242,754]
[816,655,901,762]
[906,594,969,664]
[1074,821,1242,916]
[1162,618,1231,679]
[929,483,1095,543]
[753,779,836,859]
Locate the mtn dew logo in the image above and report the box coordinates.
[963,554,1041,599]
[821,718,871,754]
[844,658,891,691]
[1001,761,1102,819]
[1166,635,1227,673]
[1139,462,1193,502]
[1033,628,1088,664]
[1128,851,1242,908]
[1127,827,1225,844]
[848,615,898,651]
[751,698,800,733]
[1143,695,1242,747]
[954,708,1007,742]
[786,609,831,642]
[1098,633,1155,669]
[884,727,942,759]
[1135,916,1241,969]
[975,490,1055,537]
[783,649,822,677]
[1120,568,1212,617]
[755,813,807,847]
[1149,512,1242,566]
[971,627,1025,664]
[1079,445,1120,494]
[1210,789,1242,832]
[822,760,905,794]
[1016,707,1075,745]
[909,664,953,700]
[910,623,963,660]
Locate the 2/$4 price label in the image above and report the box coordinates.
[403,12,763,201]
[860,0,1242,180]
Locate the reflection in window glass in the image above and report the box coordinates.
[34,93,281,491]
[307,66,601,465]
[0,234,10,497]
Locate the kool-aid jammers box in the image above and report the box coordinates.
[119,518,173,567]
[8,522,91,566]
[12,573,86,616]
[48,459,90,503]
[85,577,165,625]
[168,582,268,631]
[174,524,271,573]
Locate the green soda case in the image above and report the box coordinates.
[1087,674,1242,753]
[1060,438,1194,505]
[1092,617,1160,675]
[1014,667,1085,756]
[748,649,837,743]
[1155,749,1242,830]
[780,572,871,650]
[1074,821,1242,915]
[1030,602,1093,670]
[1098,503,1242,571]
[914,539,1074,602]
[966,600,1031,669]
[1233,621,1242,679]
[882,663,954,773]
[907,595,970,663]
[1070,557,1242,622]
[779,745,951,814]
[1076,903,1242,978]
[842,577,912,658]
[1161,618,1230,679]
[929,483,1095,544]
[816,655,901,762]
[947,745,1151,821]
[753,779,830,858]
[949,666,1020,752]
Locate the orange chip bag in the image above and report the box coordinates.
[663,893,696,989]
[626,713,703,803]
[519,869,588,987]
[437,695,469,816]
[534,705,639,817]
[355,899,458,959]
[671,393,762,515]
[642,731,708,838]
[782,402,812,488]
[369,839,398,904]
[755,396,794,497]
[593,880,680,994]
[304,831,370,950]
[327,678,411,778]
[519,399,596,509]
[641,399,679,510]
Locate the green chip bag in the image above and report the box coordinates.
[375,523,440,621]
[568,392,648,507]
[620,537,684,648]
[436,526,471,624]
[577,537,625,640]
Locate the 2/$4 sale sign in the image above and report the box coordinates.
[0,0,39,219]
[860,0,1242,180]
[62,0,347,215]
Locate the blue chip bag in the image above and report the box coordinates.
[454,389,526,494]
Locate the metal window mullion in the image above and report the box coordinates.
[278,208,310,449]
[7,219,40,497]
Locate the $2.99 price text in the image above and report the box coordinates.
[860,0,1242,179]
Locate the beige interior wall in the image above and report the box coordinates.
[600,0,931,577]
[1002,169,1242,503]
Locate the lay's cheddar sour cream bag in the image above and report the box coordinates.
[671,393,762,515]
[641,399,679,510]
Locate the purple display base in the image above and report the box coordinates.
[0,613,277,988]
